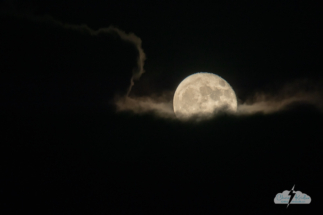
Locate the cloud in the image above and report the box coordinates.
[237,79,323,115]
[114,78,323,120]
[114,91,176,119]
[274,190,311,204]
[33,15,146,91]
[3,2,321,117]
[57,22,146,95]
[1,8,146,96]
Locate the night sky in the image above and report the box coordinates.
[1,0,322,214]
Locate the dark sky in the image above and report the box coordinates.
[1,0,322,214]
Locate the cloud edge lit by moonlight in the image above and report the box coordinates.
[114,78,323,120]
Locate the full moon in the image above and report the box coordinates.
[173,72,237,119]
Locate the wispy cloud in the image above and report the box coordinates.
[114,79,323,120]
[114,91,176,119]
[237,79,323,115]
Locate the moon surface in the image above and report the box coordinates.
[173,72,237,119]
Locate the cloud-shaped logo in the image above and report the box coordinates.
[274,185,311,207]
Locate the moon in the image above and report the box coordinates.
[173,72,237,119]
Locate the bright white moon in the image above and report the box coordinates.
[173,72,237,119]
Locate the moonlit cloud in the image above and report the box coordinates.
[237,79,323,115]
[114,79,323,120]
[114,91,176,119]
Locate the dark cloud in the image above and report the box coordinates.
[0,12,146,112]
[39,17,146,95]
